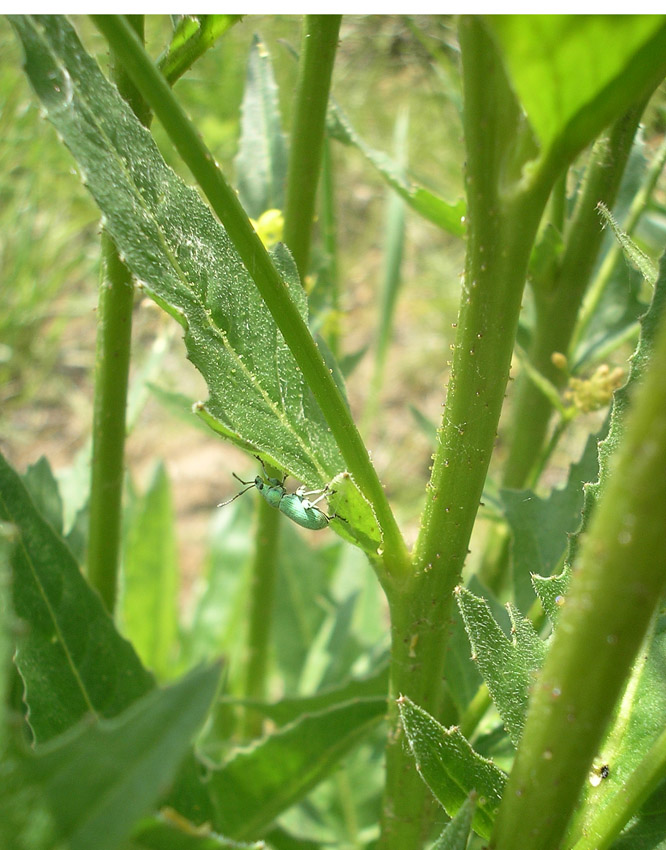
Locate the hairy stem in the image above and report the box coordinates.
[87,16,147,611]
[241,498,281,738]
[379,18,552,848]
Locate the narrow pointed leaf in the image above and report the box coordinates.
[455,586,546,746]
[235,34,287,219]
[158,15,242,86]
[597,201,659,287]
[208,697,385,840]
[328,100,465,236]
[121,462,179,679]
[398,696,506,840]
[29,664,221,850]
[0,451,154,742]
[430,794,475,850]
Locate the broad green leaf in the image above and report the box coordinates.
[28,663,220,850]
[455,586,546,746]
[121,462,179,680]
[397,696,506,840]
[0,450,154,742]
[488,16,666,165]
[429,794,475,850]
[132,813,268,849]
[235,34,288,220]
[10,15,378,554]
[328,100,465,237]
[0,749,61,850]
[207,697,385,840]
[501,427,602,612]
[0,523,14,741]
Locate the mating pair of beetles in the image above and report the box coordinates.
[218,455,344,530]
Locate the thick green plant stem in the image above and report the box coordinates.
[320,136,340,357]
[87,16,147,612]
[502,103,644,490]
[378,19,552,849]
[88,238,134,612]
[490,306,666,850]
[91,15,409,580]
[242,498,281,739]
[283,15,341,280]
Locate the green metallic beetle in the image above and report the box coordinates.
[218,455,341,531]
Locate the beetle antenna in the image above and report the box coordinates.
[218,483,254,507]
[232,472,255,486]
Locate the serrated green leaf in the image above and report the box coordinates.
[429,794,475,850]
[208,697,385,840]
[573,134,652,369]
[530,565,571,625]
[502,428,602,612]
[597,201,659,287]
[235,35,287,219]
[10,15,380,554]
[328,99,465,237]
[0,451,154,742]
[121,462,179,680]
[568,258,666,568]
[488,16,666,164]
[397,696,506,840]
[28,664,221,850]
[455,586,546,747]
